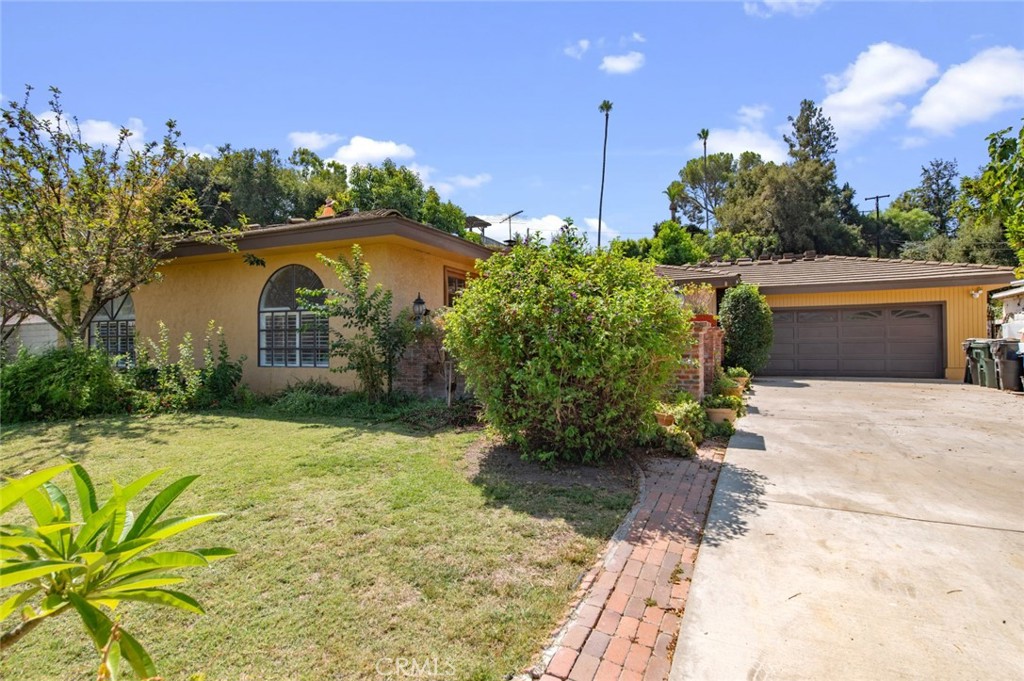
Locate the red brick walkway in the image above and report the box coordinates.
[531,444,726,681]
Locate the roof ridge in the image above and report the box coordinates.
[825,254,1016,271]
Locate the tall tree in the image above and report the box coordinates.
[419,187,468,236]
[678,152,735,229]
[0,86,231,343]
[597,100,613,249]
[648,220,708,265]
[919,158,960,237]
[663,180,685,223]
[784,99,838,165]
[697,128,710,232]
[348,158,426,219]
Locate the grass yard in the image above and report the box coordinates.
[0,411,634,680]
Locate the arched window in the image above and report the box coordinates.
[258,265,329,368]
[90,294,136,360]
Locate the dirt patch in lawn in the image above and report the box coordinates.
[461,438,637,494]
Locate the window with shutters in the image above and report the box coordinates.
[258,265,329,368]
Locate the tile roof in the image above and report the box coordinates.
[654,264,740,287]
[699,254,1016,294]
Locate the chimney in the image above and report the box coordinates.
[318,198,335,219]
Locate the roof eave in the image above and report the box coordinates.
[167,215,493,260]
[754,272,1015,296]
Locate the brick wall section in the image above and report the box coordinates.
[677,321,708,399]
[703,326,725,389]
[677,321,725,401]
[394,339,465,399]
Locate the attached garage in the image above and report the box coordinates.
[766,304,943,378]
[661,254,1016,381]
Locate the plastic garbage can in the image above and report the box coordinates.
[989,339,1023,392]
[969,340,998,388]
[961,340,976,384]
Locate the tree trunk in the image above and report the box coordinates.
[598,113,610,249]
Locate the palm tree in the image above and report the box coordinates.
[697,128,710,233]
[597,100,613,249]
[664,180,685,223]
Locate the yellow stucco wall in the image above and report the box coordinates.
[763,285,1000,380]
[133,236,479,394]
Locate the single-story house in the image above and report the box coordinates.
[662,252,1017,380]
[123,209,492,394]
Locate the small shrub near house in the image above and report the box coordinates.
[0,322,246,423]
[719,283,774,374]
[443,226,691,463]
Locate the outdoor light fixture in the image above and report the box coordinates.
[970,288,984,299]
[413,293,429,321]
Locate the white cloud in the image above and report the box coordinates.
[822,42,938,144]
[744,0,824,18]
[411,165,490,197]
[38,111,146,147]
[631,32,646,44]
[447,173,492,190]
[331,135,415,165]
[899,136,929,150]
[407,163,435,183]
[690,105,788,163]
[909,46,1024,135]
[287,130,342,151]
[184,144,218,159]
[583,217,620,241]
[474,214,573,241]
[736,104,770,127]
[564,39,590,60]
[599,51,645,75]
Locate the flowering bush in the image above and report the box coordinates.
[443,227,691,462]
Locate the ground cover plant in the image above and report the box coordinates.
[444,226,691,463]
[0,410,633,680]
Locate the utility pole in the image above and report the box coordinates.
[864,194,890,258]
[504,210,523,243]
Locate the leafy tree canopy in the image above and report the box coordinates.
[0,86,233,343]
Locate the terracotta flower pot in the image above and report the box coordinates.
[722,386,743,398]
[655,412,675,427]
[705,407,737,424]
[693,313,717,327]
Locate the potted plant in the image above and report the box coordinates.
[712,373,743,398]
[702,394,743,423]
[725,366,751,390]
[680,282,717,326]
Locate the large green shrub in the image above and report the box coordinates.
[0,346,133,423]
[719,283,774,373]
[443,228,691,462]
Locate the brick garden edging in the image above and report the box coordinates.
[520,443,727,681]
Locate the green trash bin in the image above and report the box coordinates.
[969,340,998,388]
[989,339,1023,392]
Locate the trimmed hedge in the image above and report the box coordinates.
[719,283,774,374]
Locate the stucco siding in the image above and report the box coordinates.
[763,285,996,380]
[133,237,479,394]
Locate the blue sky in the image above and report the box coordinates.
[3,1,1023,244]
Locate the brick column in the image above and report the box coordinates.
[678,321,709,400]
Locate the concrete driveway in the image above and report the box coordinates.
[672,378,1024,681]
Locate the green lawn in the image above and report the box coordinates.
[0,411,634,681]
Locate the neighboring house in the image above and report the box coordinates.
[665,253,1016,380]
[992,280,1024,349]
[132,209,492,394]
[1,315,58,355]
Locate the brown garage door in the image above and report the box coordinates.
[764,305,943,378]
